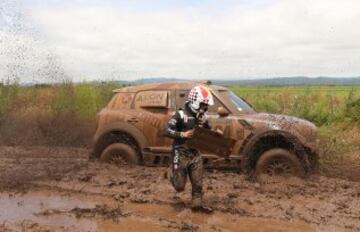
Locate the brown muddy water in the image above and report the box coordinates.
[0,191,164,231]
[0,190,320,232]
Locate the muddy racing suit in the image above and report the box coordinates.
[163,102,211,203]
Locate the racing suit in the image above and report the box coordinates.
[163,102,211,204]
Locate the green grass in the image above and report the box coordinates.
[228,85,360,126]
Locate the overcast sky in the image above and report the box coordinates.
[1,0,360,83]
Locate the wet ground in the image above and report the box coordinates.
[0,146,359,232]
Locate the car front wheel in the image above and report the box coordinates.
[100,143,139,166]
[255,148,304,177]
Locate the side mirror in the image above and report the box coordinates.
[217,107,229,117]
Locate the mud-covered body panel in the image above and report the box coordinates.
[240,113,318,153]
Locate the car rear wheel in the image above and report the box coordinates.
[100,143,139,166]
[255,148,304,177]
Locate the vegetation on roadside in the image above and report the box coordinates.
[229,85,360,127]
[0,81,122,146]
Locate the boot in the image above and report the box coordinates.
[191,196,202,209]
[191,196,213,213]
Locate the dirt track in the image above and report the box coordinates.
[0,146,359,232]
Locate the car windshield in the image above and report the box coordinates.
[228,91,255,113]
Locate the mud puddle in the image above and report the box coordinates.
[124,202,318,232]
[0,190,344,232]
[0,191,164,232]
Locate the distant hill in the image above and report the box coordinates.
[117,78,182,85]
[214,77,360,86]
[121,77,360,86]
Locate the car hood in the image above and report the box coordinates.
[243,113,317,140]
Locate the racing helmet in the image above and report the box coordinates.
[187,85,214,111]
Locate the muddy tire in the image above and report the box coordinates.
[255,148,304,177]
[100,143,139,166]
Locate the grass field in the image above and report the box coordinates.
[0,82,359,177]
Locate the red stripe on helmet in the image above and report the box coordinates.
[199,86,209,98]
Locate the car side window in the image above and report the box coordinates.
[207,95,226,114]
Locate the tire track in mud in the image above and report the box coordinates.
[0,146,359,231]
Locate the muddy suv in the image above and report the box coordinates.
[91,82,319,176]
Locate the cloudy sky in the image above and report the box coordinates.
[1,0,360,83]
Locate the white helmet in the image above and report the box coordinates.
[188,85,214,111]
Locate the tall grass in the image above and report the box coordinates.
[50,82,119,118]
[229,85,360,126]
[344,87,360,125]
[0,80,19,123]
[0,81,122,146]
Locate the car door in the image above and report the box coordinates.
[132,89,175,147]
